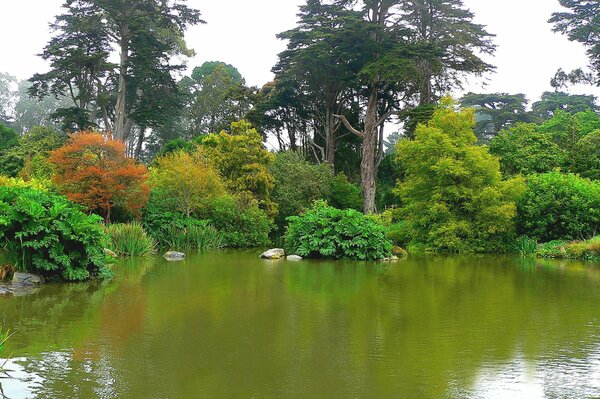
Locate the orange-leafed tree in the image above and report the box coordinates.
[49,132,150,222]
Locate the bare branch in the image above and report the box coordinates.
[332,114,365,138]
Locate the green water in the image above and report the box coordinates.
[1,252,600,398]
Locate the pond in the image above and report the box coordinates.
[1,252,600,398]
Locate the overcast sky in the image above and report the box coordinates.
[0,0,598,103]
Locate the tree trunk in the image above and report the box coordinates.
[325,110,336,167]
[361,89,379,214]
[134,127,146,160]
[114,24,130,141]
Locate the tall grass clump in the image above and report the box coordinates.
[105,222,156,257]
[514,236,537,257]
[161,222,224,252]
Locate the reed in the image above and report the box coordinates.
[105,222,157,257]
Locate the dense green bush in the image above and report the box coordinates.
[202,194,272,248]
[270,151,333,229]
[285,201,392,260]
[329,173,363,211]
[0,186,112,281]
[104,222,156,257]
[396,99,525,253]
[517,172,600,242]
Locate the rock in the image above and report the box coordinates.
[392,246,408,258]
[164,251,186,261]
[104,248,117,258]
[12,272,44,286]
[287,255,303,261]
[260,248,285,259]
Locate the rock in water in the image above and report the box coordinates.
[104,248,118,258]
[164,251,186,261]
[12,272,44,286]
[287,255,303,261]
[260,248,285,259]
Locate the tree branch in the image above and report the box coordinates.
[332,114,364,138]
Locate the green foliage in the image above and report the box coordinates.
[535,238,600,261]
[516,172,600,242]
[513,236,537,257]
[395,99,525,253]
[0,186,112,281]
[198,120,277,218]
[329,173,363,211]
[285,201,392,260]
[532,91,598,120]
[270,151,333,228]
[460,93,540,143]
[201,195,272,248]
[158,220,224,252]
[572,130,600,179]
[104,222,156,257]
[386,221,412,247]
[489,123,565,176]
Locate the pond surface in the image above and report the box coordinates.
[1,252,600,398]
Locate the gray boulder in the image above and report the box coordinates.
[287,255,303,261]
[260,248,285,259]
[12,272,44,286]
[164,251,186,261]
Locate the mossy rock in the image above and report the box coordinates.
[392,246,408,258]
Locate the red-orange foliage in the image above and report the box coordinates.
[49,132,150,221]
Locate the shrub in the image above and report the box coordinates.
[104,222,156,257]
[535,238,600,261]
[149,149,226,217]
[387,221,412,247]
[517,172,600,242]
[202,194,272,248]
[284,201,392,260]
[396,98,525,253]
[198,120,277,217]
[329,173,363,211]
[49,132,150,222]
[0,186,112,281]
[270,151,333,229]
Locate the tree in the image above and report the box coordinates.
[32,0,202,142]
[489,123,565,176]
[13,80,71,133]
[550,1,600,86]
[0,73,17,124]
[149,149,225,218]
[532,91,598,120]
[460,93,539,143]
[198,121,277,218]
[395,99,524,252]
[332,0,495,213]
[49,132,149,222]
[186,62,256,136]
[273,1,365,166]
[572,130,600,180]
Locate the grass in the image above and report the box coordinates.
[535,236,600,261]
[514,235,537,257]
[105,222,157,257]
[161,222,225,252]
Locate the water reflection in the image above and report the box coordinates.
[0,253,599,398]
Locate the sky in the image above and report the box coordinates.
[0,0,599,104]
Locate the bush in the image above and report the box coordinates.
[535,238,600,261]
[517,172,600,242]
[270,151,333,229]
[329,173,363,211]
[285,201,392,260]
[396,98,525,253]
[105,222,156,257]
[0,186,112,281]
[149,149,226,217]
[202,194,272,248]
[50,132,150,222]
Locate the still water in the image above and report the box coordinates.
[1,252,600,398]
